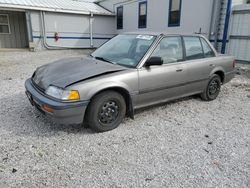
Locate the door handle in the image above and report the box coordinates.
[176,68,183,72]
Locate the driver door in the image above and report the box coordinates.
[136,36,188,108]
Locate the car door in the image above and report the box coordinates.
[182,36,217,95]
[136,36,188,108]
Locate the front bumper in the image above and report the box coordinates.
[25,78,89,125]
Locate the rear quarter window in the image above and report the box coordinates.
[183,37,204,60]
[200,38,215,58]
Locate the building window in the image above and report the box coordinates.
[117,6,123,29]
[138,2,147,28]
[0,14,10,34]
[168,0,182,27]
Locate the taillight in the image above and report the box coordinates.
[233,60,236,68]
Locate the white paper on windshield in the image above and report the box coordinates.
[136,35,154,40]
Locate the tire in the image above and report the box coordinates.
[86,91,126,132]
[200,74,221,101]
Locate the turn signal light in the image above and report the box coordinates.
[42,104,54,113]
[67,90,80,100]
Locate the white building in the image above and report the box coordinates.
[0,0,116,50]
[97,0,236,54]
[0,0,248,57]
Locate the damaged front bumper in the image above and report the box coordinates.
[25,78,89,125]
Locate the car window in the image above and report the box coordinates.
[92,34,156,68]
[136,39,152,53]
[200,38,215,58]
[111,39,132,54]
[150,36,183,64]
[183,37,204,60]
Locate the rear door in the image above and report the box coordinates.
[182,36,217,94]
[137,36,188,108]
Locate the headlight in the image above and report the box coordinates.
[45,86,80,101]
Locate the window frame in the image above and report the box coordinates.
[116,6,123,30]
[168,0,182,27]
[138,1,147,29]
[0,14,11,34]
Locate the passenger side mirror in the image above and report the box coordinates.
[145,56,163,67]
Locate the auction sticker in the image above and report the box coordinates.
[136,35,154,40]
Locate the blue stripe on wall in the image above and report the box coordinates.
[33,36,112,40]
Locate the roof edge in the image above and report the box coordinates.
[0,3,115,16]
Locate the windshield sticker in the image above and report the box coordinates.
[136,35,154,40]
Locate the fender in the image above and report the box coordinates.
[86,81,136,119]
[209,66,225,77]
[209,66,226,83]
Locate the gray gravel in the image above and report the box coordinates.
[0,50,249,188]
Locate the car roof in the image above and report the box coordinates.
[123,31,204,38]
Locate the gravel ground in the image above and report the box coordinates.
[0,50,249,188]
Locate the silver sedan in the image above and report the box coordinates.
[25,33,236,132]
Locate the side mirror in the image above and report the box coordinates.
[145,56,163,67]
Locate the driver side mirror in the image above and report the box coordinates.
[145,56,163,67]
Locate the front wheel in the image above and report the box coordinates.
[201,74,221,101]
[85,91,126,132]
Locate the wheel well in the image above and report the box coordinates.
[88,87,134,119]
[214,71,225,83]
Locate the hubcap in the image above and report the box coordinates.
[208,80,220,96]
[98,101,119,125]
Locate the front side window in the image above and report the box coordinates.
[183,37,204,60]
[0,14,10,34]
[168,0,182,27]
[92,34,156,68]
[200,38,215,58]
[138,2,147,28]
[117,6,123,29]
[151,37,183,64]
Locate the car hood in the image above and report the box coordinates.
[32,56,128,90]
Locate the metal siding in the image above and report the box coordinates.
[0,0,113,15]
[227,4,250,62]
[0,10,28,48]
[30,11,115,49]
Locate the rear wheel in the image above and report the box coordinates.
[86,91,126,132]
[201,74,221,101]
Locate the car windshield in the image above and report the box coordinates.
[91,34,156,68]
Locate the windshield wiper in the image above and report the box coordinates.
[94,56,114,64]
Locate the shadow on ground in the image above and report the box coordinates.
[0,91,202,137]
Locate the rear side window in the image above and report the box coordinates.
[183,37,204,60]
[200,38,215,58]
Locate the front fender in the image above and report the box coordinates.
[84,81,135,119]
[86,81,133,99]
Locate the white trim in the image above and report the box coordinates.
[0,4,114,16]
[0,14,11,34]
[0,7,25,12]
